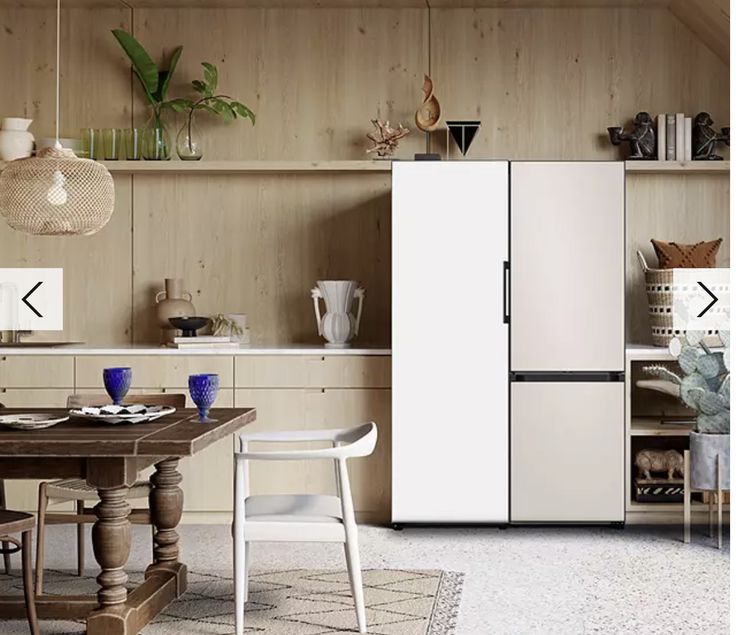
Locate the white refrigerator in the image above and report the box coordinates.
[391,161,624,525]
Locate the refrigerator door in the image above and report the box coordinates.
[511,162,624,372]
[511,381,625,522]
[392,161,509,523]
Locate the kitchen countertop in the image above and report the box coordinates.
[0,344,391,356]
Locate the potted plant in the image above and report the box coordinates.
[645,331,730,491]
[111,29,182,160]
[167,62,255,160]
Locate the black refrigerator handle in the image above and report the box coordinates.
[502,261,510,324]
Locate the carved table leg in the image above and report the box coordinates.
[147,458,187,595]
[87,486,133,634]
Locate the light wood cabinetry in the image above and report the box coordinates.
[0,356,74,388]
[76,355,234,388]
[1,353,390,521]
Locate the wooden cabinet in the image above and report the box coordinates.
[0,356,74,388]
[234,387,390,520]
[75,355,234,388]
[1,353,390,519]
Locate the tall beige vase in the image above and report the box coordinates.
[155,278,195,344]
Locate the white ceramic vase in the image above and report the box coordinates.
[0,118,34,161]
[311,280,365,348]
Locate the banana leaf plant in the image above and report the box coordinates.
[111,29,183,128]
[166,62,256,155]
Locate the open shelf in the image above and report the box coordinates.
[100,160,392,175]
[631,417,693,437]
[625,160,729,174]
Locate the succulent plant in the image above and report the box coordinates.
[644,331,730,434]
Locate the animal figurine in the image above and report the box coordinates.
[692,112,730,160]
[366,119,410,159]
[607,112,656,159]
[635,449,685,481]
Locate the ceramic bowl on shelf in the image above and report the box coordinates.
[169,316,209,337]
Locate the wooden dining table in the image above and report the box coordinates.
[0,407,256,634]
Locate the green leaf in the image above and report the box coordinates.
[232,101,256,124]
[111,29,159,95]
[159,45,183,100]
[191,80,207,95]
[202,61,218,93]
[165,98,192,113]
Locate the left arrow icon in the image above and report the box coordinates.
[22,281,43,318]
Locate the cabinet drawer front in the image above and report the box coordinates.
[0,356,74,388]
[75,356,234,388]
[235,356,391,388]
[0,388,71,407]
[511,382,624,522]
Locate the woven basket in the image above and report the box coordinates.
[637,250,724,347]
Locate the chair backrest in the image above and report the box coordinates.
[67,393,186,408]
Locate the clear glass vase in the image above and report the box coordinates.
[176,115,203,161]
[142,111,171,161]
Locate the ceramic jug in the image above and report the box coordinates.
[311,280,365,348]
[155,278,195,344]
[0,118,34,161]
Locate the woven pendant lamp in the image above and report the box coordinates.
[0,0,114,236]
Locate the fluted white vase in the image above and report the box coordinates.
[0,118,34,161]
[311,280,365,348]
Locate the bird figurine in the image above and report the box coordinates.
[692,112,730,160]
[607,112,656,159]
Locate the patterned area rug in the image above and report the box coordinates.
[0,568,463,634]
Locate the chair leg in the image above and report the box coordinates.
[0,480,11,575]
[716,455,723,550]
[683,450,691,544]
[76,501,85,576]
[344,529,367,634]
[234,540,248,635]
[35,483,49,595]
[21,530,40,635]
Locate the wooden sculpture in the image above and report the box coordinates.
[366,119,410,159]
[415,74,441,132]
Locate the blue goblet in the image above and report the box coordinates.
[189,374,219,423]
[103,367,132,406]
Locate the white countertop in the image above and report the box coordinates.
[625,344,674,361]
[0,344,391,356]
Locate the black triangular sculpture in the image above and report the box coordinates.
[447,120,481,156]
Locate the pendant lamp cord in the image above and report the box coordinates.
[54,0,61,149]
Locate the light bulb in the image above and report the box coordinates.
[46,169,68,206]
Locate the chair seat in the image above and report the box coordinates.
[46,479,152,501]
[245,494,343,523]
[0,510,35,534]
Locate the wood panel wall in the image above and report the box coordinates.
[0,6,729,346]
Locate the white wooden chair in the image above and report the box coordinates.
[233,422,377,635]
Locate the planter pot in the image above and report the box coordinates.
[0,117,34,161]
[690,431,730,491]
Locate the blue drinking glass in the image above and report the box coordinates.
[103,367,132,406]
[189,374,219,423]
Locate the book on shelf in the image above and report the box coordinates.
[173,335,232,344]
[666,114,676,160]
[675,113,686,161]
[684,116,692,160]
[657,113,666,160]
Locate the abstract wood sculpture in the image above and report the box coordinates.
[366,119,410,159]
[415,75,441,132]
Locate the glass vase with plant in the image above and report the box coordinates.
[168,62,255,161]
[111,29,182,160]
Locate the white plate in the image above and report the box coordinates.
[70,404,176,425]
[0,413,69,431]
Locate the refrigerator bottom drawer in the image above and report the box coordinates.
[511,382,624,522]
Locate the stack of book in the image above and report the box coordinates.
[168,335,243,349]
[656,113,692,161]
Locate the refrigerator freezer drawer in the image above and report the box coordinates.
[511,382,624,522]
[510,161,624,372]
[391,161,509,523]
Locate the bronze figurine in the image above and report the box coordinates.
[692,112,730,160]
[607,112,656,159]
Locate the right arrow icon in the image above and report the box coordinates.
[696,281,718,318]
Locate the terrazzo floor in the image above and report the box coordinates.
[21,523,732,634]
